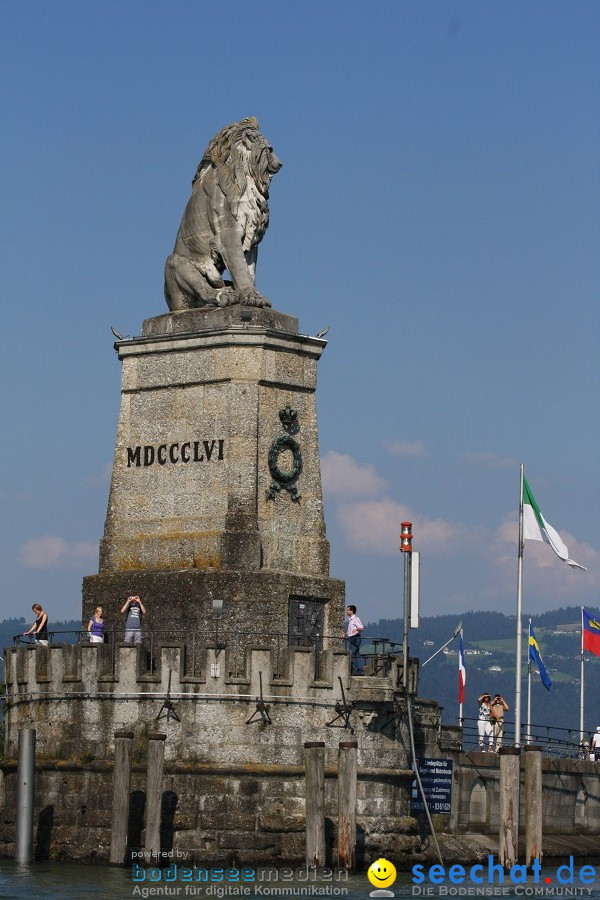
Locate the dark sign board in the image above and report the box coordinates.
[411,757,453,815]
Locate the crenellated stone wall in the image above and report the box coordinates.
[1,642,425,865]
[4,643,419,764]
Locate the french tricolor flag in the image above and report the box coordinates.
[458,630,466,704]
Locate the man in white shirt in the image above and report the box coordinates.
[343,604,364,675]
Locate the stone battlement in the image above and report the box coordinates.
[5,642,416,696]
[4,644,419,766]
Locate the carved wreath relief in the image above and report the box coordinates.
[267,406,302,503]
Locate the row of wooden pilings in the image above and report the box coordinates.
[110,735,360,868]
[14,728,360,868]
[14,729,543,869]
[499,745,542,869]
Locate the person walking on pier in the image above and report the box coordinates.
[24,603,49,646]
[121,595,146,645]
[490,693,509,751]
[477,692,494,751]
[343,604,364,675]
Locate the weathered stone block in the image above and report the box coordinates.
[217,831,280,851]
[258,798,305,832]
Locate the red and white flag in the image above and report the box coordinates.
[458,630,466,704]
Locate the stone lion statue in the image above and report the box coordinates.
[164,117,282,310]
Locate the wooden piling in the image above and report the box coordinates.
[304,741,325,868]
[337,741,358,871]
[524,744,543,867]
[144,733,167,863]
[499,746,520,868]
[109,730,134,865]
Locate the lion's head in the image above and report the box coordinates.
[191,117,282,252]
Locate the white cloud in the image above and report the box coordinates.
[20,535,97,570]
[323,451,471,556]
[321,450,388,498]
[462,451,516,469]
[384,440,429,458]
[336,497,469,556]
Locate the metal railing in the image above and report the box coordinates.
[460,715,587,758]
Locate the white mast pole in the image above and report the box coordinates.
[459,628,464,729]
[527,618,532,744]
[580,606,585,744]
[515,463,525,748]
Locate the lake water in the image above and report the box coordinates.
[2,860,600,900]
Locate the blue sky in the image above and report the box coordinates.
[1,1,598,627]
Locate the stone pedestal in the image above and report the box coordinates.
[83,306,344,641]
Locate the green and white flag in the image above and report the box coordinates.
[522,477,586,570]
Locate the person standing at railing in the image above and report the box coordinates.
[24,603,49,646]
[121,595,146,645]
[343,604,364,675]
[477,692,494,752]
[87,606,105,644]
[490,693,509,751]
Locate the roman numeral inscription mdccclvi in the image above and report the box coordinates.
[126,439,225,468]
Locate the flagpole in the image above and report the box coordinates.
[580,606,585,744]
[527,618,532,744]
[515,463,524,748]
[459,628,464,729]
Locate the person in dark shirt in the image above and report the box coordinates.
[121,595,146,645]
[24,603,49,646]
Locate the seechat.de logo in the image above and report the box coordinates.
[368,858,397,896]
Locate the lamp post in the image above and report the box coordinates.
[400,521,413,692]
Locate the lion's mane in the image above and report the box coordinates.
[192,116,272,252]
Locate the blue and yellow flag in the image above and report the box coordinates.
[529,623,552,691]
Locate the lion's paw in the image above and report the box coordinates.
[239,287,271,308]
[215,287,236,308]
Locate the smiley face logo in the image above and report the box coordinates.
[368,858,397,889]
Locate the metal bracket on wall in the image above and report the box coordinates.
[156,669,181,723]
[245,671,272,725]
[375,701,405,732]
[326,676,354,733]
